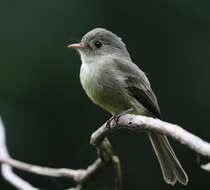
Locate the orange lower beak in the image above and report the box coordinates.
[67,43,85,49]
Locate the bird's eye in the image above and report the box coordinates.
[94,41,102,48]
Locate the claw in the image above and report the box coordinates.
[106,108,133,130]
[106,115,115,129]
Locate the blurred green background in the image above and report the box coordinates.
[1,0,210,189]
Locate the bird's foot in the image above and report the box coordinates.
[106,108,133,130]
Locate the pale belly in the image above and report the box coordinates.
[80,62,149,115]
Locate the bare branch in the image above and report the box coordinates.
[0,117,117,189]
[91,114,210,166]
[1,113,210,189]
[0,117,40,190]
[0,157,104,182]
[201,163,210,172]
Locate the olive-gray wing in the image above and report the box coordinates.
[125,75,161,119]
[112,58,161,118]
[112,58,188,185]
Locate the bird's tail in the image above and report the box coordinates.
[148,132,188,185]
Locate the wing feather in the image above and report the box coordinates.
[112,58,161,118]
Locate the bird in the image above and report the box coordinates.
[67,28,188,185]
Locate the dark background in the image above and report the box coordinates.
[0,0,210,189]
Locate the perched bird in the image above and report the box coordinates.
[68,28,188,185]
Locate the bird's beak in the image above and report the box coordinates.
[67,43,85,49]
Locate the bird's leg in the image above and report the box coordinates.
[106,108,133,129]
[113,108,133,123]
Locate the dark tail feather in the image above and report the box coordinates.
[148,132,188,185]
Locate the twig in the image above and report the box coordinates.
[0,157,104,182]
[96,138,122,190]
[1,113,210,189]
[91,114,210,171]
[0,117,40,190]
[0,117,120,189]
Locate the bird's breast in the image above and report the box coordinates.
[80,62,102,102]
[79,61,130,114]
